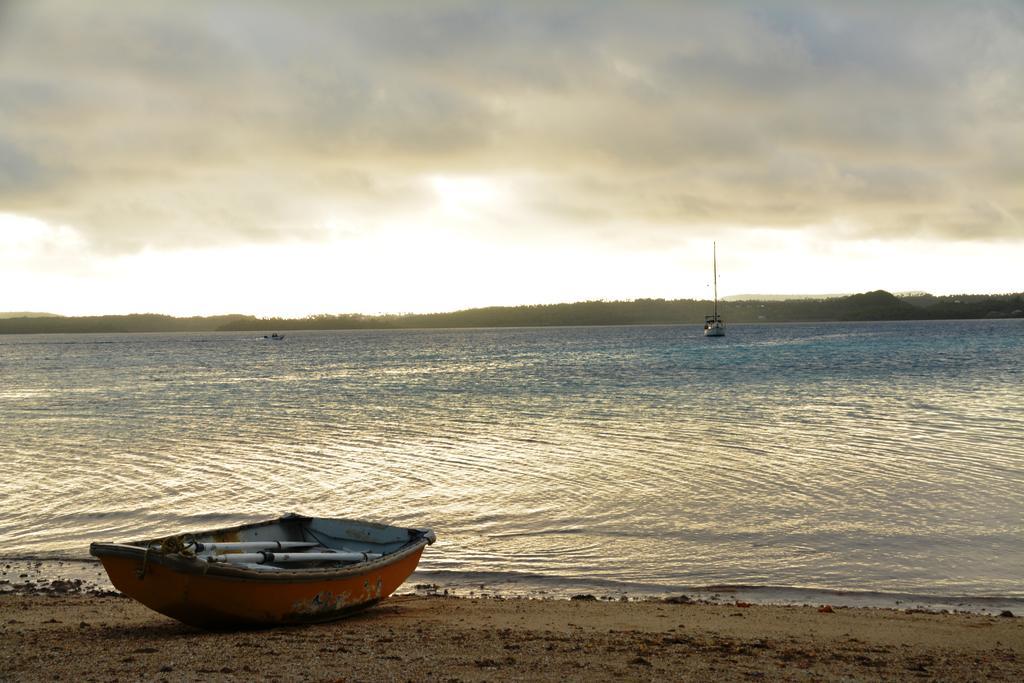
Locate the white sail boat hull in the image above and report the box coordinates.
[704,321,725,336]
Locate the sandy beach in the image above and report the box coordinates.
[1,589,1021,682]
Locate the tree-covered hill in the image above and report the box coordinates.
[0,313,251,334]
[1,291,1021,334]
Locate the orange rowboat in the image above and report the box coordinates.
[90,514,435,629]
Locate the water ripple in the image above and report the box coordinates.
[1,320,1022,597]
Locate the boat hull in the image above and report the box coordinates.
[90,516,433,629]
[95,545,425,628]
[703,315,725,336]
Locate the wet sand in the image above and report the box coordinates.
[1,592,1021,681]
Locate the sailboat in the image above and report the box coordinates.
[703,242,725,337]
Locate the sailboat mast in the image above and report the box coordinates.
[713,241,718,317]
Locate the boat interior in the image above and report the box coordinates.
[126,516,428,571]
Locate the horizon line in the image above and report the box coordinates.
[4,289,1024,321]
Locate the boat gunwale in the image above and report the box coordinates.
[88,514,434,583]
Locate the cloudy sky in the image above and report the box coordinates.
[1,1,1021,317]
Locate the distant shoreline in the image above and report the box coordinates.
[1,290,1021,335]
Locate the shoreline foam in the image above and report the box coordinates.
[4,557,1022,617]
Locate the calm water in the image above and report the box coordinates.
[2,320,1022,605]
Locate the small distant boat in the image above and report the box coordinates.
[263,333,285,340]
[704,242,725,337]
[90,514,435,629]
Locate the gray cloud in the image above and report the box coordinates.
[0,0,1021,254]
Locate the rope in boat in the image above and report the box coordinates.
[160,534,196,556]
[136,534,196,579]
